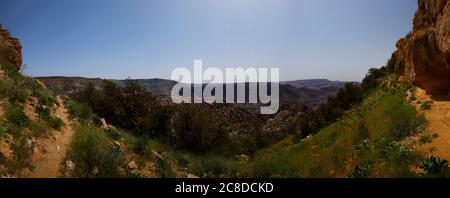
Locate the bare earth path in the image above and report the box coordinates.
[25,96,74,178]
[414,88,450,160]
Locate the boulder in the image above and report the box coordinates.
[65,160,76,171]
[187,173,200,178]
[128,161,137,170]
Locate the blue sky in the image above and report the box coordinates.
[0,0,417,81]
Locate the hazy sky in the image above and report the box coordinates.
[0,0,417,81]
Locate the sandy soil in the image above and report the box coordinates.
[25,96,74,178]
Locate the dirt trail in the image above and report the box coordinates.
[414,88,450,160]
[25,96,74,178]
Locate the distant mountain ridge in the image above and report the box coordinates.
[36,76,353,109]
[281,79,353,89]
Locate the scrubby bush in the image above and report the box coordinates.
[132,137,149,156]
[66,125,123,178]
[29,121,49,137]
[349,161,372,178]
[95,147,124,178]
[106,128,122,140]
[420,100,433,110]
[189,155,242,178]
[33,85,56,107]
[252,155,297,178]
[390,106,427,140]
[420,156,449,175]
[92,114,102,127]
[155,156,174,178]
[35,104,63,129]
[379,141,414,163]
[1,64,25,82]
[65,100,93,121]
[72,80,169,137]
[47,117,63,129]
[0,80,27,103]
[170,104,230,152]
[5,105,30,128]
[10,136,34,172]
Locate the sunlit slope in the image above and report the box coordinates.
[252,79,438,178]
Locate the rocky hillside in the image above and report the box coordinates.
[395,0,450,96]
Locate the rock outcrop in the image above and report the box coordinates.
[395,0,450,95]
[0,24,22,71]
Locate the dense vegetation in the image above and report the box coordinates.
[292,54,397,141]
[70,80,258,155]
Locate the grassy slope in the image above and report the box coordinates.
[251,80,429,178]
[0,64,62,176]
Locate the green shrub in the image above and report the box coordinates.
[35,105,63,129]
[1,64,25,82]
[419,134,433,144]
[155,157,173,178]
[356,118,369,141]
[378,141,414,163]
[65,100,93,121]
[349,161,372,178]
[92,114,102,127]
[35,104,51,120]
[176,156,190,168]
[170,104,230,152]
[47,117,63,129]
[252,156,297,178]
[10,136,34,173]
[5,105,30,128]
[0,122,5,138]
[8,87,27,103]
[31,83,56,107]
[0,80,27,103]
[132,137,149,156]
[106,128,122,140]
[96,147,124,178]
[388,98,427,139]
[67,125,123,178]
[420,101,433,110]
[420,156,449,175]
[29,121,49,137]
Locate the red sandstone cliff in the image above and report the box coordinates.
[0,24,22,71]
[395,0,450,95]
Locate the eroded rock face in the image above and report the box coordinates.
[395,0,450,94]
[0,24,22,71]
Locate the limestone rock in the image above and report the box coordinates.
[187,173,200,178]
[65,160,76,171]
[394,0,450,94]
[128,161,137,170]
